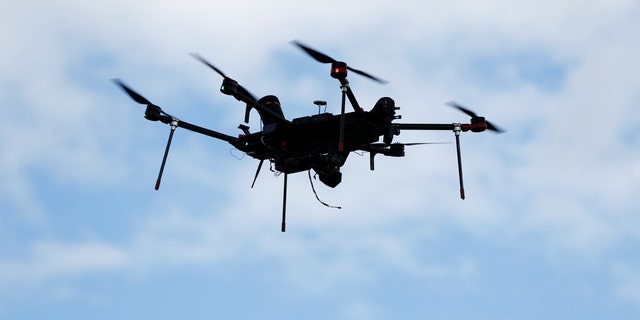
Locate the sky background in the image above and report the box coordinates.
[1,0,639,319]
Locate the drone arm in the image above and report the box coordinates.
[394,123,456,131]
[396,122,494,133]
[179,121,241,145]
[154,114,244,149]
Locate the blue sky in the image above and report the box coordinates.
[1,0,640,319]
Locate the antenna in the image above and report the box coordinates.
[313,100,327,114]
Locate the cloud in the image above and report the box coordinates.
[0,241,127,286]
[1,0,640,318]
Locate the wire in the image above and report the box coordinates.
[308,170,341,209]
[229,148,245,160]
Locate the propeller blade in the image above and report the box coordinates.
[486,121,505,133]
[190,53,228,78]
[447,101,478,118]
[346,66,388,84]
[237,86,257,103]
[112,79,175,121]
[112,79,154,106]
[190,53,258,102]
[446,101,505,133]
[291,40,387,84]
[191,53,259,124]
[291,40,336,64]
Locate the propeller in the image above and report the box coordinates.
[112,78,173,120]
[111,79,173,123]
[190,53,257,123]
[112,79,176,190]
[113,79,153,105]
[292,40,388,152]
[447,101,504,133]
[291,40,387,84]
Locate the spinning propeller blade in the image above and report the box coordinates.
[447,101,504,133]
[291,40,387,84]
[190,53,257,101]
[112,79,155,106]
[292,40,388,151]
[292,41,335,64]
[447,101,477,118]
[191,53,257,123]
[190,53,229,79]
[112,79,175,121]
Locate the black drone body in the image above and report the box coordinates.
[114,41,503,231]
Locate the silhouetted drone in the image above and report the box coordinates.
[114,40,503,232]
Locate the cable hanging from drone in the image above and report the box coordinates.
[308,170,341,209]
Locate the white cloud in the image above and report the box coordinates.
[0,241,127,286]
[1,0,640,317]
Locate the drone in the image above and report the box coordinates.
[113,40,503,232]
